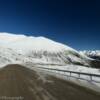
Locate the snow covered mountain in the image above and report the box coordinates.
[0,46,23,66]
[0,32,92,67]
[80,50,100,68]
[80,50,100,60]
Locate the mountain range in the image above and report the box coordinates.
[80,50,100,61]
[0,32,99,69]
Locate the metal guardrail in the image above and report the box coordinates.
[36,67,100,83]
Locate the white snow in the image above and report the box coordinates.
[0,32,75,53]
[0,32,90,66]
[0,32,99,75]
[0,32,26,42]
[80,50,100,57]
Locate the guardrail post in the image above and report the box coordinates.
[90,75,92,82]
[78,73,80,78]
[70,72,71,76]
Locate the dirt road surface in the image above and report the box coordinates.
[0,64,99,100]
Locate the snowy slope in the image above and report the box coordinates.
[0,33,75,52]
[80,50,100,57]
[80,50,100,61]
[0,46,23,67]
[0,32,90,66]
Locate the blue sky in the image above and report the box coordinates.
[0,0,100,50]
